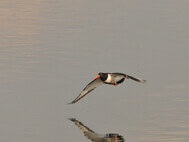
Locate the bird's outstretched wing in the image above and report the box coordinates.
[125,74,146,83]
[68,77,103,104]
[69,118,101,141]
[69,118,94,133]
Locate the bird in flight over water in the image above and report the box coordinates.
[69,118,125,142]
[68,72,146,104]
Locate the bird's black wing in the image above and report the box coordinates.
[126,74,146,83]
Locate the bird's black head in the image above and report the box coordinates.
[98,72,108,81]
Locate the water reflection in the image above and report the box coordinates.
[69,118,125,142]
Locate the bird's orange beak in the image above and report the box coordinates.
[93,75,100,80]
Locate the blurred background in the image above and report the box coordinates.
[0,0,189,142]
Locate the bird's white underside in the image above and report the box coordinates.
[105,74,112,83]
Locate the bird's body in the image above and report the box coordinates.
[101,73,126,85]
[68,72,146,104]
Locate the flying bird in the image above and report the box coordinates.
[69,118,125,142]
[69,72,146,104]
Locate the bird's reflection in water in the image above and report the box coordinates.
[69,118,125,142]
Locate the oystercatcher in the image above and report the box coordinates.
[68,72,146,104]
[69,118,125,142]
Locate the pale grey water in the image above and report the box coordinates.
[0,0,189,142]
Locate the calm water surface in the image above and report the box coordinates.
[0,0,189,142]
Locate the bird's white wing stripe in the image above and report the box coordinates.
[69,77,103,104]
